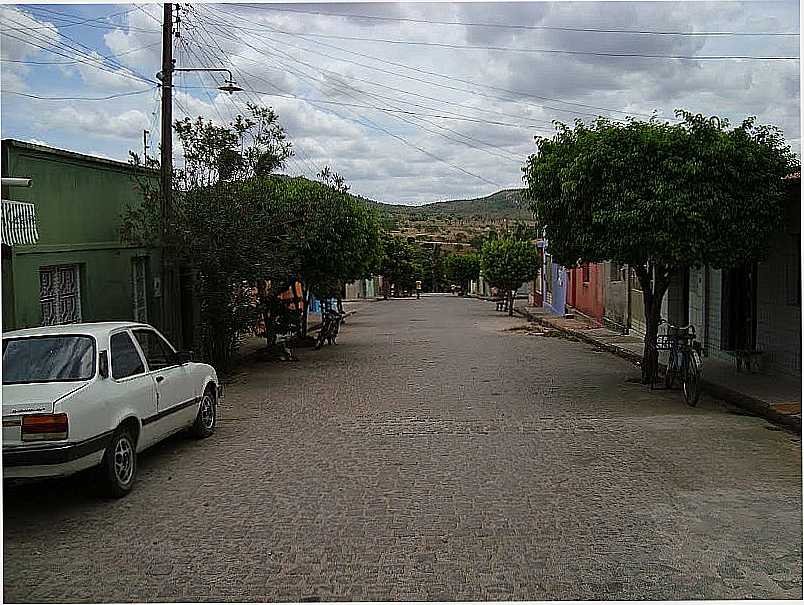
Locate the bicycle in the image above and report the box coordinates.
[655,318,704,406]
[314,308,344,350]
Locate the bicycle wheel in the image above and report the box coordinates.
[314,320,328,350]
[682,350,703,406]
[664,347,677,389]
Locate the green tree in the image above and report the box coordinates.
[480,238,540,316]
[378,235,422,297]
[123,105,295,371]
[122,105,383,366]
[444,252,480,295]
[293,178,382,331]
[523,111,798,382]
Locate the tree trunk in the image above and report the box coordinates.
[637,264,673,384]
[508,290,515,316]
[263,302,277,349]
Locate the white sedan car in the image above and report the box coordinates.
[2,322,220,497]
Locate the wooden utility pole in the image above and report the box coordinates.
[159,2,173,336]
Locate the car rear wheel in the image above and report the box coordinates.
[99,427,137,498]
[191,387,216,439]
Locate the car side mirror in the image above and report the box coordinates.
[99,350,109,379]
[175,350,193,365]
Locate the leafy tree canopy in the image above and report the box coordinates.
[480,238,541,293]
[378,234,423,293]
[523,111,798,271]
[122,105,381,368]
[444,252,480,294]
[480,237,540,316]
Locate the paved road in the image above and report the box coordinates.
[4,295,802,601]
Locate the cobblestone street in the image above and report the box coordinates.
[3,295,802,602]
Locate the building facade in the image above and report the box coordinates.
[344,277,378,300]
[567,262,605,324]
[670,177,801,376]
[541,248,568,316]
[1,140,186,342]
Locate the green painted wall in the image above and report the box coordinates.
[2,140,161,331]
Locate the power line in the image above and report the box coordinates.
[176,84,554,131]
[270,29,801,61]
[185,17,318,179]
[36,14,157,82]
[192,16,509,187]
[0,41,161,65]
[182,8,320,178]
[203,6,800,60]
[1,12,157,84]
[0,29,156,86]
[201,5,674,122]
[197,7,570,127]
[3,6,139,31]
[22,5,160,34]
[2,88,156,101]
[182,18,314,185]
[241,5,799,37]
[213,31,526,163]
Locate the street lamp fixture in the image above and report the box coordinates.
[217,79,243,94]
[157,67,243,94]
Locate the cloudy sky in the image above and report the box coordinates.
[0,1,800,204]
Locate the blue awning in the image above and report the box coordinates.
[1,199,39,246]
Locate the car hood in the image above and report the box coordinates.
[2,381,90,415]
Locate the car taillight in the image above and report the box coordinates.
[21,413,68,441]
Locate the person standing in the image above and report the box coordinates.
[415,280,422,299]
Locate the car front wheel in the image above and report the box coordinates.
[99,427,137,498]
[191,387,216,439]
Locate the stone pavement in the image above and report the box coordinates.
[3,294,802,602]
[515,303,802,433]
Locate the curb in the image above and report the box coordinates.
[514,307,643,366]
[513,306,801,434]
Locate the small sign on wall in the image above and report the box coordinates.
[153,276,162,298]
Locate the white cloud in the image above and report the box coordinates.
[39,106,150,140]
[0,6,61,92]
[1,2,800,203]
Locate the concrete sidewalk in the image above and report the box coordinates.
[513,303,802,433]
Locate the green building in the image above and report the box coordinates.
[1,140,189,345]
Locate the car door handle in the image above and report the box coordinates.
[155,375,165,383]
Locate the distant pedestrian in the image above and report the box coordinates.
[415,280,422,299]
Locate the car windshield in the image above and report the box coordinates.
[2,336,96,384]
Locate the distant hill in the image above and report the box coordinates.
[270,175,531,222]
[419,189,528,219]
[377,189,531,221]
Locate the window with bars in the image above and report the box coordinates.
[582,263,591,284]
[39,264,82,326]
[610,263,624,282]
